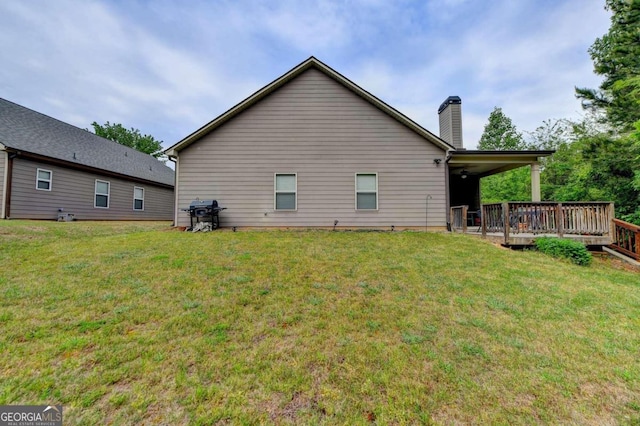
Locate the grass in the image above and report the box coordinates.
[1,220,639,424]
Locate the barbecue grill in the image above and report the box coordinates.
[182,200,226,230]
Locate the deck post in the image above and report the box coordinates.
[502,202,510,245]
[609,203,615,241]
[481,205,487,237]
[449,207,456,232]
[462,205,468,234]
[556,203,564,237]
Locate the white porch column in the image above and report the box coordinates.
[531,162,541,202]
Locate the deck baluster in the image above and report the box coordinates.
[475,202,614,246]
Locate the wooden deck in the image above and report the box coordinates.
[451,202,615,246]
[465,230,613,246]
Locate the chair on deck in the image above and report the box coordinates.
[467,209,482,232]
[473,209,482,232]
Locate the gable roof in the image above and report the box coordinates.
[0,98,174,187]
[165,57,454,156]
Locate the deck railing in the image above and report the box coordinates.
[610,219,640,260]
[450,205,468,233]
[480,202,614,244]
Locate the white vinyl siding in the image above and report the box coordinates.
[275,173,296,210]
[133,187,144,211]
[95,180,110,208]
[36,168,52,191]
[356,173,378,210]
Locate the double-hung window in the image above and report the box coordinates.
[95,180,110,208]
[356,173,378,210]
[133,187,144,211]
[275,173,297,210]
[36,168,52,191]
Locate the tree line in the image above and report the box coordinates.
[480,0,640,225]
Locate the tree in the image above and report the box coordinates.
[91,121,165,159]
[572,0,640,224]
[478,107,527,150]
[575,0,640,130]
[631,120,640,193]
[481,167,531,203]
[527,118,574,151]
[539,116,640,224]
[478,107,530,202]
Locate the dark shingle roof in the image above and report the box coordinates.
[0,98,174,187]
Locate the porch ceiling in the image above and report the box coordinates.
[447,150,554,178]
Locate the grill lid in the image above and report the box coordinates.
[189,200,218,209]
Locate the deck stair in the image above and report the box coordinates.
[608,218,640,265]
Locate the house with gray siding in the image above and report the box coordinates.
[166,57,550,229]
[0,98,174,220]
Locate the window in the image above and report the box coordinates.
[356,173,378,210]
[133,187,144,211]
[95,180,110,208]
[36,168,52,191]
[275,173,296,210]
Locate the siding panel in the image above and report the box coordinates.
[176,68,447,228]
[10,158,174,220]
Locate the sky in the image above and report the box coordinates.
[0,0,611,151]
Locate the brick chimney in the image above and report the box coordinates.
[438,96,463,149]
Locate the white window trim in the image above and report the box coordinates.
[36,168,52,191]
[274,173,297,211]
[94,179,110,209]
[133,186,144,211]
[355,173,378,211]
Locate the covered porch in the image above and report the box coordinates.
[447,150,554,214]
[446,150,617,246]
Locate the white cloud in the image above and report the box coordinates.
[0,0,611,150]
[258,1,350,51]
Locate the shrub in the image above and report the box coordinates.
[534,237,592,266]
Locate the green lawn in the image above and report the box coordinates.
[1,221,639,425]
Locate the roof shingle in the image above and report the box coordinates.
[0,98,174,187]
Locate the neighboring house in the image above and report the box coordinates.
[0,98,175,220]
[166,57,550,229]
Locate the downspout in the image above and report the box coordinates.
[4,151,17,219]
[444,150,453,231]
[1,151,9,219]
[168,154,179,227]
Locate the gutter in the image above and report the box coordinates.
[445,150,454,163]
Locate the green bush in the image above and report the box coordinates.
[534,237,592,266]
